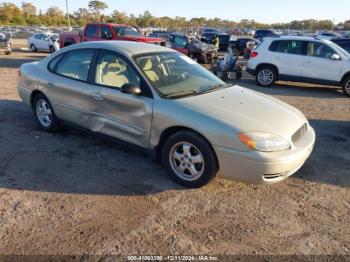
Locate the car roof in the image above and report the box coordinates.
[59,41,175,57]
[265,35,326,41]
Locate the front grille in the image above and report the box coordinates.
[292,123,308,143]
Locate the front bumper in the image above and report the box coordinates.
[214,126,316,185]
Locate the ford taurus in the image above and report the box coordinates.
[17,41,315,188]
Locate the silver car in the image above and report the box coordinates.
[17,41,315,188]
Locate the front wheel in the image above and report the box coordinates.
[49,45,55,53]
[30,44,37,52]
[33,93,59,132]
[256,66,277,87]
[342,76,350,97]
[161,131,218,188]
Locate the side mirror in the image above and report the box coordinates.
[331,53,341,60]
[121,84,142,95]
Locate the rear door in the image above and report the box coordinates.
[83,24,100,42]
[172,35,188,55]
[269,40,306,77]
[301,41,343,81]
[90,50,153,148]
[47,49,101,128]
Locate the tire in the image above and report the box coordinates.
[49,45,55,53]
[342,75,350,97]
[161,131,218,188]
[30,44,37,52]
[32,93,59,132]
[256,66,277,87]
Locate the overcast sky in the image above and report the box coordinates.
[10,0,350,23]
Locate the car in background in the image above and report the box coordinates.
[254,29,279,41]
[168,33,217,64]
[316,31,342,40]
[229,38,260,57]
[201,33,230,51]
[331,38,350,53]
[28,32,59,52]
[59,23,164,48]
[17,41,315,188]
[246,36,350,96]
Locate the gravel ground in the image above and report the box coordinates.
[0,45,349,256]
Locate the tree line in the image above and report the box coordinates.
[0,1,348,31]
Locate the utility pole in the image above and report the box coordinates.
[65,0,71,31]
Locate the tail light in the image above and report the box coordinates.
[250,51,258,58]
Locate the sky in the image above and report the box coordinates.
[10,0,350,24]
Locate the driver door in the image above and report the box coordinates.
[301,41,343,81]
[172,36,188,55]
[90,50,153,148]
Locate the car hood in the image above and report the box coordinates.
[176,85,307,139]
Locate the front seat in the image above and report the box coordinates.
[102,62,129,88]
[139,58,159,82]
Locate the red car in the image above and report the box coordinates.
[59,23,164,48]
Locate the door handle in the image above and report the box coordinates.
[90,92,104,101]
[47,82,55,88]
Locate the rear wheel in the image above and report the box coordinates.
[30,44,37,52]
[161,131,218,188]
[342,76,350,97]
[256,66,277,87]
[49,45,55,53]
[32,93,59,132]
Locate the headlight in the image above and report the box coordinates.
[238,132,291,152]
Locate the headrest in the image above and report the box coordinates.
[139,58,153,71]
[106,62,127,73]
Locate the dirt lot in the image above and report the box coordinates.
[0,42,349,256]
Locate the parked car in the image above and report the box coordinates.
[168,33,217,64]
[201,33,230,51]
[59,23,164,48]
[229,38,260,57]
[331,38,350,53]
[246,36,350,96]
[316,31,342,40]
[254,29,279,41]
[17,41,315,188]
[28,32,59,52]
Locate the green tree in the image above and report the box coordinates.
[88,0,108,22]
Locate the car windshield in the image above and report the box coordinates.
[114,26,142,36]
[135,52,227,99]
[326,40,350,59]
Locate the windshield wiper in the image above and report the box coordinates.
[198,84,233,94]
[163,90,198,99]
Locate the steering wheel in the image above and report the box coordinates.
[176,72,189,81]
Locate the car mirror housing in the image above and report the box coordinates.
[121,84,142,95]
[331,53,341,60]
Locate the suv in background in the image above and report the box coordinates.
[253,29,279,41]
[246,36,350,96]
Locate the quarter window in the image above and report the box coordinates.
[307,42,335,59]
[55,50,95,81]
[85,25,98,37]
[269,40,303,55]
[94,51,140,89]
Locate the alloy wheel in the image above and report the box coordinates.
[258,69,274,86]
[345,80,350,95]
[169,142,205,181]
[36,99,52,127]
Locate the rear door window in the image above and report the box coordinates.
[269,40,304,55]
[100,25,113,39]
[55,49,95,81]
[85,25,98,37]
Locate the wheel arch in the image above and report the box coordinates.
[155,126,219,168]
[256,63,279,80]
[340,71,350,84]
[30,90,46,107]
